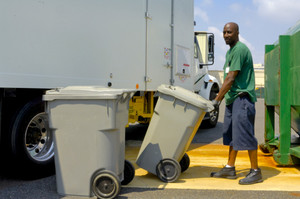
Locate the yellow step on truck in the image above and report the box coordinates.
[0,0,219,176]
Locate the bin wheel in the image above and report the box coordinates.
[91,170,121,199]
[179,153,190,173]
[121,160,135,185]
[156,158,181,183]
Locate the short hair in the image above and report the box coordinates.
[228,22,239,32]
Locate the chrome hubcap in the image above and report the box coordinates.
[25,113,54,162]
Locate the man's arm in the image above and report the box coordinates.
[215,70,239,102]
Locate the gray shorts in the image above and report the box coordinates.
[223,95,258,150]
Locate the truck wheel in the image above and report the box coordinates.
[121,160,135,185]
[10,98,54,174]
[92,170,121,199]
[156,158,181,183]
[202,89,219,128]
[203,106,219,128]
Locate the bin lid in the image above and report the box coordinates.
[43,86,135,101]
[157,84,214,112]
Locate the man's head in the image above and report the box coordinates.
[223,22,239,48]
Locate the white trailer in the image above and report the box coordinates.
[0,0,219,175]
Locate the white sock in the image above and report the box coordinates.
[225,164,234,168]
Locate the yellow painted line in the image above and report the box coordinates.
[125,143,300,191]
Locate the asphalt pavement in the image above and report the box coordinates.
[0,99,300,199]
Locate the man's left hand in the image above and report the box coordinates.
[211,100,221,110]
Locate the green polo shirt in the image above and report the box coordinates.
[223,41,257,105]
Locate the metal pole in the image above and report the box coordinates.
[170,0,174,85]
[145,0,149,90]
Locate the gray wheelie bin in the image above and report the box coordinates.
[136,84,214,182]
[43,86,135,199]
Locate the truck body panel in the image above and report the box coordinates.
[0,0,219,175]
[0,0,194,90]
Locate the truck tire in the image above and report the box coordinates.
[202,89,219,128]
[202,107,219,128]
[9,98,54,176]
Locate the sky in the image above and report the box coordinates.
[194,0,300,70]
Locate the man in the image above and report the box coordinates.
[210,22,263,185]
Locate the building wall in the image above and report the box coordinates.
[209,69,264,88]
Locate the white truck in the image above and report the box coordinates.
[0,0,219,175]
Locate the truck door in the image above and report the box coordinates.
[145,0,194,91]
[144,0,172,90]
[193,32,215,91]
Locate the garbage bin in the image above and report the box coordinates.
[43,86,135,198]
[136,84,214,182]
